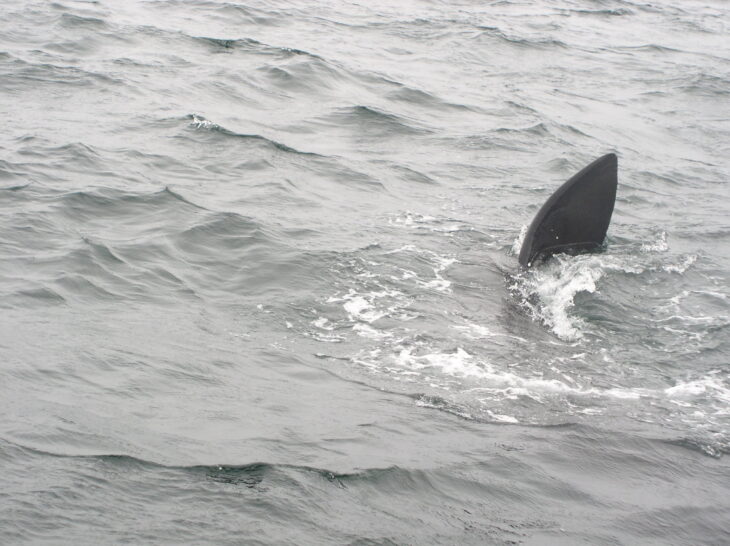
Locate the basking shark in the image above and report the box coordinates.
[518,153,618,267]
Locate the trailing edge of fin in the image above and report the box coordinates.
[518,153,618,268]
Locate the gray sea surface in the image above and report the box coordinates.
[1,0,729,544]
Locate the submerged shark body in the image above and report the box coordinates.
[518,153,618,267]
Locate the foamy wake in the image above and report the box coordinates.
[317,244,456,339]
[508,229,697,340]
[375,346,649,404]
[358,343,729,432]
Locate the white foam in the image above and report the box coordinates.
[395,347,486,378]
[398,268,417,280]
[512,251,659,340]
[337,288,404,324]
[512,224,528,255]
[421,278,451,291]
[389,211,437,227]
[190,114,216,129]
[454,323,493,337]
[512,235,705,340]
[519,256,604,340]
[344,298,386,323]
[664,254,697,274]
[485,411,520,424]
[312,317,333,330]
[353,323,391,339]
[658,314,724,325]
[392,347,597,397]
[343,295,371,317]
[385,244,456,292]
[641,231,668,252]
[453,323,527,342]
[308,331,344,343]
[419,256,455,292]
[384,244,417,255]
[665,376,730,404]
[350,339,730,436]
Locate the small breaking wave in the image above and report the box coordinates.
[320,105,431,137]
[187,114,319,156]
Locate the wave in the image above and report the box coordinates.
[193,35,319,60]
[0,159,29,186]
[170,211,271,253]
[0,185,276,303]
[559,8,632,16]
[184,114,385,193]
[58,12,108,30]
[0,436,404,486]
[475,26,567,49]
[254,56,345,93]
[187,114,320,156]
[3,286,66,306]
[148,0,282,27]
[384,85,474,112]
[0,56,122,90]
[53,185,205,222]
[320,105,431,136]
[455,120,594,154]
[665,437,728,458]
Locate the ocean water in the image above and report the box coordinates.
[1,0,729,544]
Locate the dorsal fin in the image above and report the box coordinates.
[518,153,618,267]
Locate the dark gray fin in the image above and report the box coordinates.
[518,153,618,267]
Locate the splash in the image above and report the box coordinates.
[511,255,605,340]
[190,114,217,129]
[512,224,528,255]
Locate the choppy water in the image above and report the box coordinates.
[1,0,729,544]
